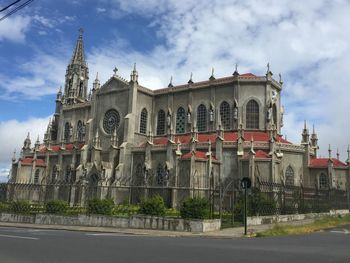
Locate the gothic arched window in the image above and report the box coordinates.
[197,104,207,132]
[285,166,294,186]
[220,101,231,130]
[272,104,277,126]
[246,100,259,129]
[140,108,148,134]
[156,110,166,135]
[77,120,85,141]
[176,107,186,134]
[34,169,40,184]
[65,165,71,183]
[64,122,71,142]
[156,163,164,185]
[319,173,328,189]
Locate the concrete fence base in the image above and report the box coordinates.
[247,209,350,226]
[0,213,221,233]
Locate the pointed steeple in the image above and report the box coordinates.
[70,28,86,66]
[93,72,100,91]
[188,72,193,84]
[301,120,309,144]
[130,63,138,83]
[23,132,31,150]
[328,144,332,159]
[347,145,350,165]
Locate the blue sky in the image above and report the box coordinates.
[1,0,350,180]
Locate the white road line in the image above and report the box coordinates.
[86,233,137,237]
[0,234,39,240]
[330,230,350,234]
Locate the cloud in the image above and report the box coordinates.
[0,15,31,42]
[96,7,106,13]
[0,116,51,182]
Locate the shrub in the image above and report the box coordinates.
[180,197,210,219]
[87,198,115,215]
[10,200,31,214]
[138,195,166,216]
[45,200,68,214]
[0,202,10,212]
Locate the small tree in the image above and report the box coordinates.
[180,197,210,219]
[138,195,166,216]
[87,198,115,215]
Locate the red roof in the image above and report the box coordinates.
[309,158,347,168]
[240,73,257,77]
[181,151,218,160]
[243,150,270,159]
[37,143,85,153]
[21,158,46,167]
[151,132,290,146]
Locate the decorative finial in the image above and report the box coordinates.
[95,72,99,81]
[336,148,340,160]
[267,62,270,72]
[113,67,118,76]
[233,63,239,76]
[79,28,84,37]
[133,63,137,71]
[168,76,173,87]
[188,72,193,84]
[210,67,215,80]
[279,73,283,84]
[328,144,332,159]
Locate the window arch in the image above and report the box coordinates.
[285,166,294,186]
[246,100,259,129]
[140,108,148,134]
[176,107,186,134]
[77,120,85,141]
[272,104,277,126]
[197,104,207,132]
[156,163,164,185]
[64,122,71,142]
[34,169,40,184]
[220,101,231,130]
[319,173,328,189]
[156,110,166,135]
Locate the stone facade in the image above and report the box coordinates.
[8,31,350,207]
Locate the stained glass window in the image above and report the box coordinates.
[176,107,186,134]
[197,104,207,132]
[246,100,259,129]
[220,101,231,130]
[156,110,166,135]
[103,109,120,134]
[64,122,70,142]
[140,108,148,134]
[319,173,328,189]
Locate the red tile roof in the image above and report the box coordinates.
[243,150,270,159]
[240,73,257,77]
[21,158,46,167]
[309,158,347,168]
[181,151,218,160]
[151,132,290,146]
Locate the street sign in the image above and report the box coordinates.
[241,177,251,189]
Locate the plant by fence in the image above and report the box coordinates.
[87,198,115,215]
[138,195,166,216]
[45,200,68,214]
[180,197,210,219]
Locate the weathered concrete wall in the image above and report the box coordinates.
[247,209,350,226]
[0,213,221,233]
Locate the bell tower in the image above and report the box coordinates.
[64,28,89,104]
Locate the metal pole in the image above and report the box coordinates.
[244,184,247,236]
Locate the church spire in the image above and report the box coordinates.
[70,28,86,66]
[64,28,89,104]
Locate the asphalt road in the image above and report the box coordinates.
[0,226,349,263]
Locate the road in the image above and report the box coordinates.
[0,226,349,263]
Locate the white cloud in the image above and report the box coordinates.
[96,7,106,13]
[0,116,50,181]
[0,15,31,42]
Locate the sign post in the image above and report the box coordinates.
[241,177,251,236]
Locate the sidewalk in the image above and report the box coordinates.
[0,218,316,238]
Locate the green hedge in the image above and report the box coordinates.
[45,200,68,214]
[87,198,115,215]
[180,197,210,219]
[138,195,166,216]
[10,200,31,214]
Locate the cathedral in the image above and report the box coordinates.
[8,31,350,207]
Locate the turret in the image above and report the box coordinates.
[310,125,319,157]
[22,132,31,155]
[301,120,310,144]
[92,72,100,91]
[130,63,138,83]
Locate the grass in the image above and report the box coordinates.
[256,215,350,237]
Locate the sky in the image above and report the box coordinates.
[0,0,350,181]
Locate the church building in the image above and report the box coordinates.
[8,31,350,207]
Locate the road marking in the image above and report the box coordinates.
[86,233,138,237]
[0,234,39,240]
[330,230,350,234]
